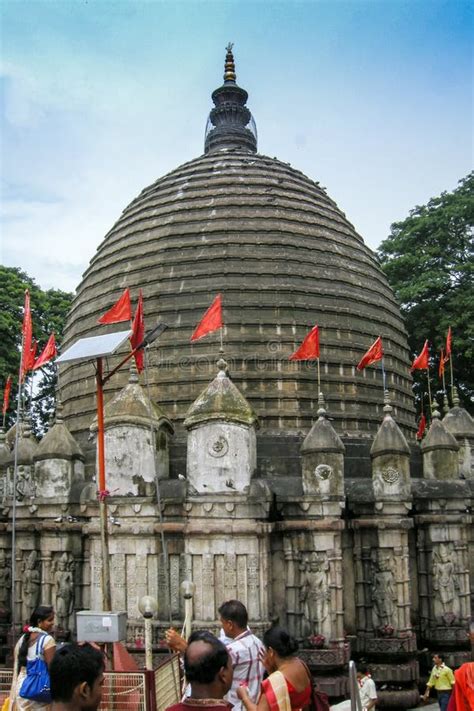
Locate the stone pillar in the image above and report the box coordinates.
[276,394,348,699]
[351,393,418,709]
[179,359,271,634]
[414,403,472,667]
[90,363,174,496]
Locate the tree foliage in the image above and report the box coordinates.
[378,172,473,412]
[0,266,73,435]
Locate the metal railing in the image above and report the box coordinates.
[0,655,181,711]
[348,660,363,711]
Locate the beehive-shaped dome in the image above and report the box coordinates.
[60,47,414,464]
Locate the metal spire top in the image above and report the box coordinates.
[204,44,258,154]
[224,42,236,83]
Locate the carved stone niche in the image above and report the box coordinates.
[430,542,461,623]
[369,549,398,635]
[52,552,75,632]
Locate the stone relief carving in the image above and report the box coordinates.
[53,552,74,629]
[432,543,460,621]
[0,549,11,612]
[23,550,41,614]
[381,467,400,484]
[315,464,332,480]
[16,465,36,501]
[208,435,229,458]
[370,551,397,632]
[299,552,330,636]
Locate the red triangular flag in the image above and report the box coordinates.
[98,288,132,324]
[20,290,33,382]
[438,349,445,379]
[445,326,452,359]
[129,290,145,372]
[411,340,429,371]
[356,336,383,370]
[2,376,12,417]
[33,333,57,370]
[289,325,320,361]
[191,294,223,342]
[416,413,427,441]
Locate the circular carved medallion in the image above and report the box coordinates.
[208,435,229,458]
[315,464,332,480]
[381,467,400,484]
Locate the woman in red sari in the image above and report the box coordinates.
[237,627,311,711]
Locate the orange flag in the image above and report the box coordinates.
[445,326,452,359]
[20,290,33,382]
[98,288,132,324]
[289,325,320,360]
[411,340,429,371]
[191,294,223,342]
[356,336,383,370]
[33,333,57,370]
[2,376,12,417]
[438,349,445,379]
[129,290,145,372]
[416,413,427,441]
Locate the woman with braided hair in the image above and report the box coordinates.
[9,606,56,711]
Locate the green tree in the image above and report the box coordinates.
[0,266,73,435]
[378,172,473,413]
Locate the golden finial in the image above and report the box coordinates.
[224,42,236,83]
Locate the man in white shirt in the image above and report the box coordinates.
[357,666,378,711]
[165,599,264,711]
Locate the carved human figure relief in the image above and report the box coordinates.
[54,552,75,629]
[299,552,330,636]
[0,549,11,610]
[432,543,460,621]
[23,550,41,615]
[370,551,397,632]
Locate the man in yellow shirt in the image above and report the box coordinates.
[423,654,455,711]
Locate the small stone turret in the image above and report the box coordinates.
[91,362,174,496]
[184,358,258,494]
[301,392,345,499]
[442,387,474,478]
[422,402,459,479]
[371,391,411,506]
[34,401,85,499]
[7,418,38,501]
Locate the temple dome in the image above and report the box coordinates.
[60,47,415,465]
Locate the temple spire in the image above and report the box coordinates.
[204,44,257,154]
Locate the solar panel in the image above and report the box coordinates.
[57,330,132,364]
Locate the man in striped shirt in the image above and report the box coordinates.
[217,600,265,711]
[165,600,264,711]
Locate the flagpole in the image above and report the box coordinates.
[381,356,387,393]
[449,354,454,395]
[219,325,224,355]
[426,366,433,418]
[316,357,321,394]
[11,336,26,637]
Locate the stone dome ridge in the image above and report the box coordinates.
[301,392,345,454]
[15,419,38,464]
[35,402,84,462]
[184,358,258,430]
[422,406,459,454]
[443,392,474,439]
[90,362,173,434]
[371,392,410,457]
[0,430,9,467]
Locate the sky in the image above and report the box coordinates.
[1,0,472,293]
